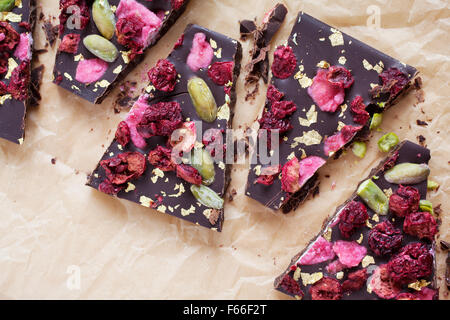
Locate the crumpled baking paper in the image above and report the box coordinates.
[0,0,448,299]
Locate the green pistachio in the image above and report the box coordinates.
[0,0,15,12]
[377,132,399,152]
[384,163,430,185]
[188,77,218,123]
[190,185,224,209]
[370,113,383,130]
[83,34,118,62]
[92,0,116,40]
[427,180,440,191]
[419,200,433,216]
[352,141,367,158]
[357,179,389,215]
[191,148,215,185]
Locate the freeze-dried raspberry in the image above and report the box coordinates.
[298,156,326,187]
[309,277,342,300]
[368,221,403,256]
[255,165,281,186]
[281,157,300,193]
[148,59,177,92]
[116,15,145,59]
[208,61,234,86]
[271,100,297,119]
[279,274,303,297]
[350,96,370,125]
[404,211,438,240]
[326,259,346,274]
[389,185,420,217]
[0,81,7,95]
[369,264,401,299]
[379,68,409,97]
[307,68,345,113]
[271,45,297,79]
[100,152,147,186]
[299,236,335,265]
[58,33,80,54]
[176,164,202,185]
[186,32,214,72]
[383,151,399,171]
[327,66,354,89]
[258,111,292,135]
[323,125,362,156]
[136,101,183,138]
[333,240,367,268]
[115,121,131,147]
[0,21,20,51]
[148,146,176,172]
[7,61,30,101]
[59,0,90,33]
[338,201,369,238]
[0,52,9,75]
[342,269,368,292]
[173,33,184,49]
[267,84,284,104]
[169,121,197,153]
[387,242,433,285]
[171,0,185,10]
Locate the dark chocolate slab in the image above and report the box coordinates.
[246,12,418,212]
[0,0,36,144]
[87,24,242,231]
[274,141,439,300]
[52,0,189,104]
[275,141,438,300]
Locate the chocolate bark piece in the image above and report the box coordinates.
[87,24,242,231]
[274,141,439,300]
[246,12,418,213]
[241,3,287,98]
[52,0,190,104]
[0,0,36,144]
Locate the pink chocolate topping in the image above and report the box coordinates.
[75,58,109,84]
[186,32,214,72]
[14,33,32,61]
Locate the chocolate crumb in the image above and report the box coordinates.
[417,135,426,147]
[416,120,428,126]
[29,65,45,107]
[434,204,442,216]
[42,20,58,47]
[51,158,56,165]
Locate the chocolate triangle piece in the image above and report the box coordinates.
[52,0,190,104]
[87,24,242,231]
[246,12,419,213]
[0,0,36,144]
[274,141,439,300]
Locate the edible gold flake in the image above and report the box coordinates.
[323,227,332,241]
[0,12,22,22]
[319,37,325,41]
[337,121,346,131]
[64,72,73,81]
[292,130,322,147]
[316,60,330,69]
[329,28,344,47]
[338,56,347,65]
[181,205,196,216]
[139,196,153,208]
[339,104,348,118]
[366,220,373,229]
[362,255,375,268]
[362,59,373,71]
[372,214,380,222]
[356,233,363,244]
[95,80,110,88]
[145,84,155,93]
[218,161,225,170]
[293,267,301,281]
[300,272,323,286]
[169,183,185,198]
[74,54,84,62]
[71,85,80,91]
[214,48,222,59]
[157,205,167,213]
[209,39,217,49]
[0,94,12,105]
[217,103,230,121]
[15,0,23,8]
[336,272,344,280]
[294,66,313,88]
[18,137,23,145]
[298,105,318,127]
[168,206,174,212]
[151,168,164,183]
[5,58,18,79]
[294,295,302,300]
[125,183,136,193]
[118,145,123,150]
[292,33,298,46]
[113,65,123,74]
[121,50,131,64]
[383,188,393,198]
[203,209,213,219]
[408,279,430,291]
[254,165,261,176]
[111,5,117,13]
[287,152,295,161]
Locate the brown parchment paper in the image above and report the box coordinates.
[0,0,449,300]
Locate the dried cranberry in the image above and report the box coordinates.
[258,111,292,135]
[271,100,297,119]
[0,81,7,95]
[387,242,433,285]
[98,179,124,195]
[383,151,399,171]
[19,22,31,31]
[271,45,297,79]
[338,201,369,238]
[309,277,342,300]
[255,165,281,186]
[208,61,234,86]
[100,152,147,186]
[0,21,19,51]
[115,121,131,147]
[115,15,145,59]
[389,185,420,217]
[281,157,300,193]
[350,96,370,125]
[342,269,368,292]
[176,164,202,185]
[323,125,362,156]
[327,66,354,89]
[379,68,409,97]
[59,0,90,33]
[173,33,184,49]
[58,33,80,54]
[171,0,185,10]
[369,264,402,299]
[0,51,9,75]
[267,84,284,104]
[368,221,403,256]
[148,146,176,172]
[403,211,438,241]
[279,274,303,297]
[7,61,30,101]
[136,101,183,138]
[148,59,178,92]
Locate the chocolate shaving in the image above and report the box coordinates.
[29,65,45,107]
[42,21,58,47]
[416,119,428,126]
[240,3,287,100]
[441,241,450,251]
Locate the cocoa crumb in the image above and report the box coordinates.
[416,120,428,126]
[114,81,138,113]
[417,135,426,147]
[51,158,56,165]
